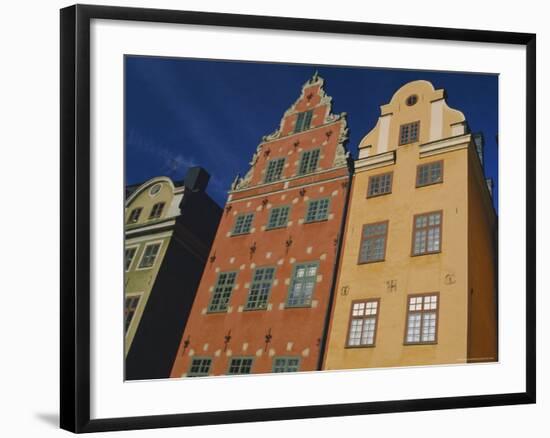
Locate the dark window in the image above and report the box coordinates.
[367,172,393,197]
[272,357,300,373]
[298,149,320,175]
[265,158,285,183]
[346,299,379,347]
[124,295,140,333]
[208,272,237,313]
[138,243,161,268]
[399,121,420,145]
[412,211,442,255]
[149,202,165,219]
[232,213,254,235]
[188,358,212,377]
[406,94,418,106]
[417,161,443,187]
[267,206,290,229]
[228,357,253,375]
[127,207,142,224]
[294,110,313,133]
[287,262,318,307]
[405,294,439,344]
[245,267,275,310]
[358,222,388,263]
[125,247,137,271]
[305,198,329,223]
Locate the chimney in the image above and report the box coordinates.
[473,132,484,165]
[486,178,494,197]
[184,166,210,192]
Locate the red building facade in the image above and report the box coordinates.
[171,73,351,377]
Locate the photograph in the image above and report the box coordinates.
[123,57,499,381]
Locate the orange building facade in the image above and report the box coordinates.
[171,73,351,377]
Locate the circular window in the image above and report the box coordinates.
[149,184,162,196]
[406,94,418,106]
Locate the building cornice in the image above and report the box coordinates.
[229,163,349,197]
[419,133,471,158]
[227,172,349,204]
[355,150,396,173]
[125,218,176,237]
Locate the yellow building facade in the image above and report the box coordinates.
[323,80,497,370]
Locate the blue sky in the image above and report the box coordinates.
[125,56,498,210]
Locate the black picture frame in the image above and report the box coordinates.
[60,4,536,433]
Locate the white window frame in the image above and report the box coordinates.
[124,244,139,272]
[135,240,164,271]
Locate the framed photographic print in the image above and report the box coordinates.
[60,4,536,433]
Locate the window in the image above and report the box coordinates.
[124,295,140,333]
[412,211,442,255]
[232,213,254,235]
[406,94,418,106]
[305,198,329,223]
[138,243,161,268]
[149,183,162,196]
[227,357,253,375]
[294,110,313,133]
[417,161,443,187]
[287,262,318,307]
[208,272,237,312]
[358,222,388,263]
[149,202,165,219]
[298,149,320,175]
[272,357,300,373]
[266,206,290,229]
[265,158,285,183]
[245,267,275,310]
[346,299,379,347]
[124,247,137,271]
[367,172,393,197]
[405,294,439,344]
[399,121,420,145]
[188,357,212,377]
[127,207,142,224]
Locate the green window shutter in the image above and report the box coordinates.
[232,213,254,235]
[294,110,313,133]
[298,149,320,175]
[245,267,275,310]
[228,357,254,374]
[305,198,329,222]
[304,110,313,130]
[188,358,212,377]
[267,206,290,229]
[265,158,285,183]
[208,272,237,312]
[273,356,301,373]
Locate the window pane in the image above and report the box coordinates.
[125,247,136,271]
[233,213,254,235]
[246,267,275,309]
[299,149,320,175]
[287,263,317,307]
[360,223,387,262]
[306,198,329,222]
[418,162,443,186]
[368,173,392,196]
[265,158,285,183]
[139,243,160,268]
[267,206,289,229]
[189,358,212,377]
[208,272,237,312]
[124,296,140,333]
